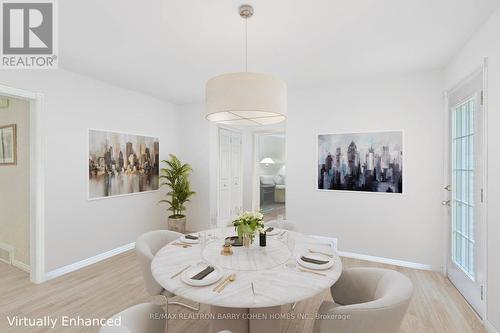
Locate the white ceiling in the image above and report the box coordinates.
[60,0,499,104]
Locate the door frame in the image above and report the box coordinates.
[251,130,286,212]
[442,58,489,318]
[0,83,45,284]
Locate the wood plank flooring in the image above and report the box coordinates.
[0,251,486,333]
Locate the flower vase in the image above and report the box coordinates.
[242,233,253,248]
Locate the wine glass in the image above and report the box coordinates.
[208,216,218,240]
[198,231,207,260]
[284,232,297,270]
[277,214,285,230]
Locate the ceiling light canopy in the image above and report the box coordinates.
[205,5,287,126]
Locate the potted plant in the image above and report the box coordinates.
[160,154,195,233]
[233,211,265,248]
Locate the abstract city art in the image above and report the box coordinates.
[88,129,160,199]
[0,124,17,165]
[318,131,403,193]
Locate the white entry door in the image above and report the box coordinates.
[446,72,485,318]
[218,128,242,227]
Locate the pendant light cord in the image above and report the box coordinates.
[245,17,248,72]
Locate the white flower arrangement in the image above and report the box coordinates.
[233,211,265,242]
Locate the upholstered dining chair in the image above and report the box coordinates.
[266,219,296,231]
[135,230,199,311]
[99,303,165,333]
[313,267,413,333]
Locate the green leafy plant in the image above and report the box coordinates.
[159,154,195,218]
[233,211,265,242]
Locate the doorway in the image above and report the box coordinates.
[0,95,30,274]
[0,84,44,284]
[253,131,286,221]
[445,71,486,318]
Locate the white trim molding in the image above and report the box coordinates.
[0,242,14,264]
[0,84,45,284]
[485,320,499,333]
[45,242,135,281]
[12,259,30,273]
[338,250,437,271]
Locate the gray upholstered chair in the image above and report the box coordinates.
[99,303,165,333]
[313,267,413,333]
[135,230,199,311]
[266,219,295,231]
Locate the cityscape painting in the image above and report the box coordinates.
[88,129,160,199]
[318,131,403,193]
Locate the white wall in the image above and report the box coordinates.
[176,103,214,232]
[445,7,500,331]
[287,70,445,269]
[177,70,445,270]
[0,70,178,272]
[0,97,30,265]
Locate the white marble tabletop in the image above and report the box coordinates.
[151,228,342,308]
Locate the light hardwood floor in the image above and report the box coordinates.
[0,252,486,333]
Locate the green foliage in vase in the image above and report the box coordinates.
[233,211,265,242]
[159,154,195,218]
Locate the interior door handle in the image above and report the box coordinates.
[442,200,451,206]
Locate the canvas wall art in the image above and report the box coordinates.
[0,124,17,165]
[318,131,403,193]
[88,129,160,199]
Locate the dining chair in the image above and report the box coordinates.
[313,267,413,333]
[99,303,165,333]
[135,230,199,311]
[266,219,295,231]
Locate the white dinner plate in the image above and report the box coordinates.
[296,252,334,270]
[179,234,200,244]
[181,264,222,286]
[265,227,281,236]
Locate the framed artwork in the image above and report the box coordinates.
[0,124,17,165]
[317,131,403,193]
[88,129,160,200]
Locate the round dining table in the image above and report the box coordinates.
[151,227,342,333]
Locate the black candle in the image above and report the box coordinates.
[259,231,266,247]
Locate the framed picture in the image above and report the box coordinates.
[88,129,160,200]
[317,130,403,194]
[0,124,17,165]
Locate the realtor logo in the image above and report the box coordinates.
[1,0,58,68]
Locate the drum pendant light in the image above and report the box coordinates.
[205,5,287,126]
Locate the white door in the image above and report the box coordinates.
[446,73,485,317]
[218,129,232,226]
[217,128,243,227]
[230,131,243,216]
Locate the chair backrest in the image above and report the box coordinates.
[314,267,413,333]
[135,230,183,296]
[99,303,165,333]
[266,219,295,231]
[260,175,275,185]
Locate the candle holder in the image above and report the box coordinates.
[221,239,233,256]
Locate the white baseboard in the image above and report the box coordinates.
[485,320,499,333]
[0,241,14,264]
[12,259,30,273]
[45,242,135,281]
[338,250,437,271]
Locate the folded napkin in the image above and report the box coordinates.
[265,227,274,232]
[300,256,329,265]
[191,266,214,280]
[185,234,199,240]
